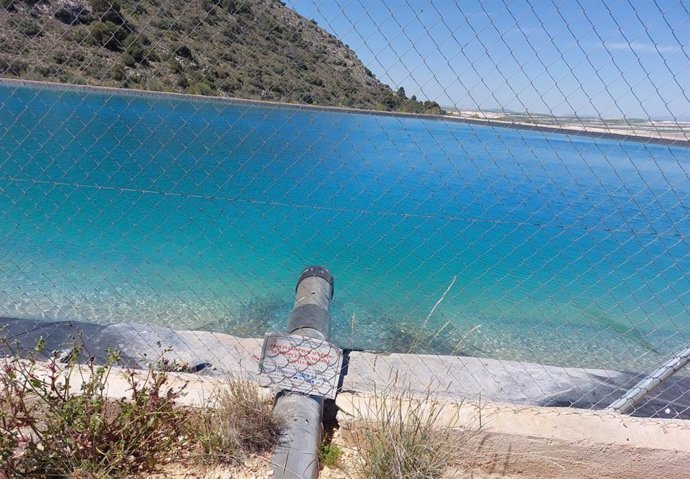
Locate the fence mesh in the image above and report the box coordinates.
[1,0,690,438]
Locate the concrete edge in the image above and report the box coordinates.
[335,391,690,453]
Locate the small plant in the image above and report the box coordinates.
[351,388,467,479]
[226,0,253,15]
[172,43,194,60]
[91,21,127,51]
[121,52,136,67]
[0,339,189,478]
[186,81,216,96]
[318,442,343,467]
[196,379,282,464]
[15,16,42,37]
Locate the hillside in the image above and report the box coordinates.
[0,0,443,113]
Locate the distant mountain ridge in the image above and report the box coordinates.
[0,0,443,114]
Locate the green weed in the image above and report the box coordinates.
[318,442,343,467]
[0,339,189,478]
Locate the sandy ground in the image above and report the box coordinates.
[143,423,690,479]
[138,397,690,479]
[144,456,272,479]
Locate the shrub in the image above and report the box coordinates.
[70,25,92,44]
[111,64,126,80]
[196,379,282,464]
[37,64,60,76]
[400,99,424,114]
[53,51,68,64]
[0,56,28,75]
[379,93,402,111]
[167,57,183,73]
[422,100,444,115]
[308,76,325,87]
[202,0,224,13]
[123,36,148,64]
[219,78,242,94]
[91,21,127,51]
[16,17,42,37]
[186,80,217,96]
[226,0,252,15]
[54,2,94,25]
[177,74,189,88]
[0,0,41,9]
[65,73,87,85]
[91,0,126,25]
[0,341,190,478]
[173,43,194,60]
[121,52,136,67]
[351,389,469,479]
[146,48,160,63]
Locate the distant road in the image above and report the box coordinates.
[444,109,690,146]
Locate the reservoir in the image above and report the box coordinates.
[1,82,689,371]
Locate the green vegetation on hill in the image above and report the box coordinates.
[0,0,444,114]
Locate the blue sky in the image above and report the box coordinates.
[284,0,690,120]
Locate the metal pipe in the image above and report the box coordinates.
[606,343,690,414]
[272,266,334,479]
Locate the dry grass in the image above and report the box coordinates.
[196,379,283,465]
[350,389,472,479]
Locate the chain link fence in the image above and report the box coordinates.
[1,0,690,430]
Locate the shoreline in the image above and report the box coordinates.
[2,318,688,419]
[3,78,688,148]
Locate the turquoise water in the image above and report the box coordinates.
[1,83,690,370]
